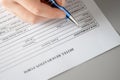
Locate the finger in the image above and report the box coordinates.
[15,0,65,18]
[3,1,48,24]
[55,0,66,6]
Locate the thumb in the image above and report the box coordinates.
[55,0,66,6]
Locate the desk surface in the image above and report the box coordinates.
[50,0,120,80]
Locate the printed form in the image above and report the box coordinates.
[0,0,120,80]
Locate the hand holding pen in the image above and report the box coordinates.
[0,0,66,24]
[0,0,78,26]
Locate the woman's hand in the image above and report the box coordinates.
[0,0,66,24]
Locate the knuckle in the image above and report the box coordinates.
[33,8,42,15]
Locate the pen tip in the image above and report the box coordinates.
[75,22,79,27]
[69,16,79,27]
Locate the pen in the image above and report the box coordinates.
[49,0,79,26]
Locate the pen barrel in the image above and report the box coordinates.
[49,0,71,18]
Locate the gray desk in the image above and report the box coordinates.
[50,0,120,80]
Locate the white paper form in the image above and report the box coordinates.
[0,0,120,80]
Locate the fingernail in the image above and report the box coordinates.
[56,0,65,6]
[62,0,66,6]
[57,0,62,4]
